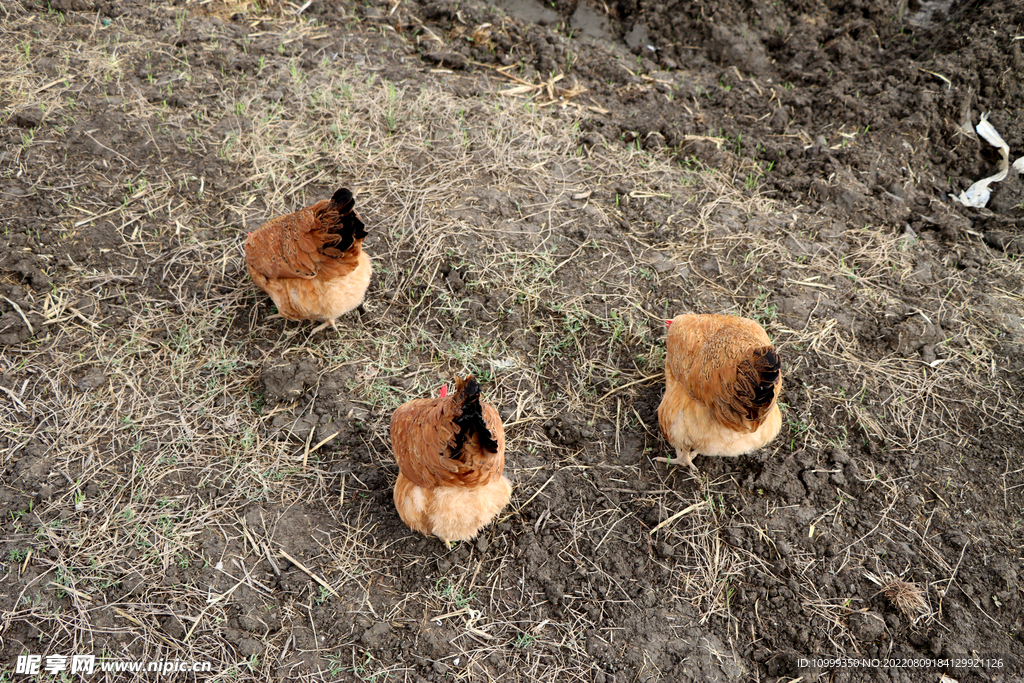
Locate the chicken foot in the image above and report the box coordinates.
[309,318,340,335]
[654,449,699,474]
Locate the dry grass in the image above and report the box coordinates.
[867,572,930,622]
[1,0,1022,680]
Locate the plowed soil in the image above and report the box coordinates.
[1,0,1022,681]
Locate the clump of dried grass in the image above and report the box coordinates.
[866,572,930,621]
[883,578,929,617]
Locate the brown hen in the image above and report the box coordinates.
[244,187,371,333]
[657,313,783,472]
[390,376,511,547]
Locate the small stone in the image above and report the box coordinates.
[651,258,675,273]
[12,107,43,128]
[77,367,106,391]
[424,51,467,70]
[849,611,886,642]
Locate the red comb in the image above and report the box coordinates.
[439,384,448,398]
[665,319,673,327]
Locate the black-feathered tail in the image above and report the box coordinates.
[319,187,368,254]
[452,377,500,461]
[737,346,781,421]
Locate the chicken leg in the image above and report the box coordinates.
[309,318,340,335]
[655,448,699,474]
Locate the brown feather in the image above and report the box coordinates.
[659,314,783,467]
[243,187,371,326]
[391,377,505,489]
[390,376,510,544]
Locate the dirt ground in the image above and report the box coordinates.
[1,0,1022,681]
